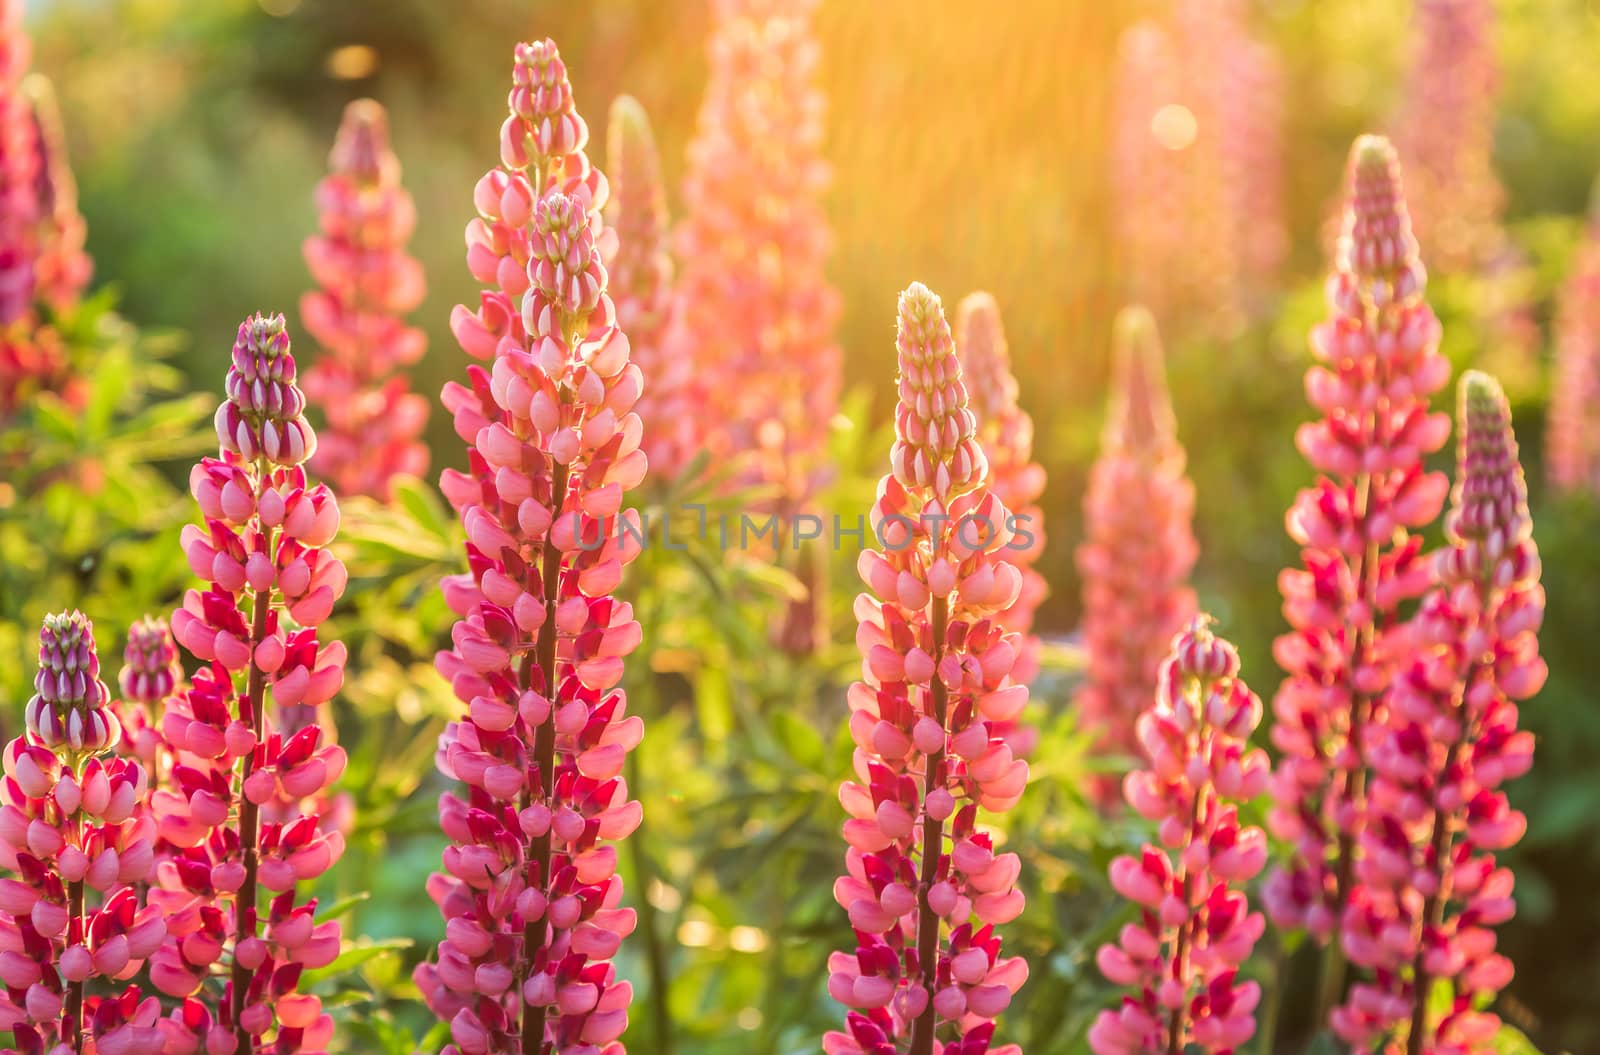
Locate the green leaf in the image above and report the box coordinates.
[300,937,413,987]
[314,890,372,923]
[1492,1022,1546,1054]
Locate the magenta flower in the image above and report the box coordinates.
[1332,372,1543,1054]
[955,293,1047,757]
[0,611,166,1054]
[1089,617,1270,1055]
[418,38,646,1055]
[666,0,841,505]
[0,0,39,327]
[1264,136,1452,958]
[1392,0,1504,274]
[604,95,689,484]
[824,282,1030,1055]
[300,98,429,501]
[22,74,91,315]
[148,313,348,1054]
[1546,190,1600,497]
[1075,307,1198,807]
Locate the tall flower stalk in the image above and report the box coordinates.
[1075,307,1197,807]
[1393,0,1503,275]
[956,292,1047,692]
[0,610,166,1052]
[1546,184,1600,497]
[22,74,91,315]
[0,0,39,327]
[667,0,841,504]
[605,94,689,484]
[1333,372,1542,1054]
[1263,136,1451,1020]
[417,38,646,1055]
[300,98,429,501]
[824,282,1030,1055]
[1089,617,1270,1055]
[148,313,348,1052]
[1110,0,1285,326]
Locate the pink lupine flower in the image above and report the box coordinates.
[0,611,166,1053]
[300,98,429,500]
[1264,137,1452,962]
[604,94,689,483]
[823,282,1030,1055]
[666,0,841,505]
[1333,372,1543,1055]
[955,293,1047,757]
[1075,307,1198,808]
[1089,617,1270,1055]
[150,312,348,1054]
[0,0,39,327]
[1110,0,1285,326]
[21,74,91,314]
[1546,188,1600,496]
[418,38,646,1055]
[1392,0,1504,275]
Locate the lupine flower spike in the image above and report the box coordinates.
[114,616,181,775]
[1076,306,1197,807]
[0,610,167,1053]
[1333,372,1543,1054]
[667,0,841,505]
[1090,617,1270,1055]
[22,74,91,314]
[605,95,689,483]
[419,38,646,1055]
[1545,179,1600,497]
[825,282,1030,1055]
[1264,136,1451,988]
[1393,0,1503,275]
[300,98,429,500]
[955,293,1047,756]
[149,313,348,1053]
[1110,0,1285,325]
[0,0,39,327]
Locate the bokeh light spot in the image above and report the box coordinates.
[325,44,379,81]
[1150,103,1198,151]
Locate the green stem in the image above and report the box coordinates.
[907,596,950,1055]
[232,574,273,1051]
[521,459,569,1055]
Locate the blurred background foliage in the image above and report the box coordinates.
[1,0,1598,1052]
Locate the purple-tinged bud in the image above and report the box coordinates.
[1337,135,1426,302]
[25,610,120,754]
[119,616,180,706]
[215,312,318,467]
[891,282,986,501]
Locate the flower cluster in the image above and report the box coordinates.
[955,293,1047,757]
[1392,0,1504,275]
[1333,372,1543,1053]
[666,0,841,505]
[0,0,39,327]
[0,610,166,1054]
[1090,617,1270,1055]
[1546,187,1600,497]
[1075,306,1198,807]
[1264,136,1452,948]
[824,282,1030,1055]
[147,312,348,1053]
[604,94,688,484]
[418,38,646,1055]
[1110,0,1285,327]
[300,98,429,500]
[22,74,91,314]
